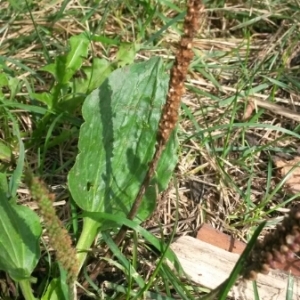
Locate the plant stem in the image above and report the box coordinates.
[75,216,100,273]
[19,279,36,300]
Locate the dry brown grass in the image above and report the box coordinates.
[141,1,300,246]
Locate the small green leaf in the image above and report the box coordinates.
[57,264,70,300]
[41,33,90,84]
[91,34,120,45]
[41,279,65,300]
[0,72,9,87]
[116,43,140,67]
[0,173,41,281]
[0,72,8,98]
[68,57,177,229]
[8,77,20,100]
[40,63,57,79]
[57,58,112,113]
[0,173,8,196]
[0,141,12,162]
[8,117,25,199]
[56,34,90,84]
[56,59,113,113]
[30,92,54,109]
[73,58,112,94]
[65,34,89,73]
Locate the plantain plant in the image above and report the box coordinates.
[0,34,178,300]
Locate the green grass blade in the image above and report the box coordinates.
[286,273,294,300]
[7,113,24,199]
[102,231,145,289]
[218,221,266,299]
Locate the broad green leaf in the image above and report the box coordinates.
[0,173,41,281]
[68,57,177,228]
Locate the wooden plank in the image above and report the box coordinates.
[171,235,300,300]
[196,223,300,276]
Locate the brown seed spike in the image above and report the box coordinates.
[247,270,258,281]
[260,264,270,275]
[265,251,273,262]
[286,234,295,245]
[157,0,203,144]
[280,245,289,253]
[243,205,300,280]
[291,243,300,252]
